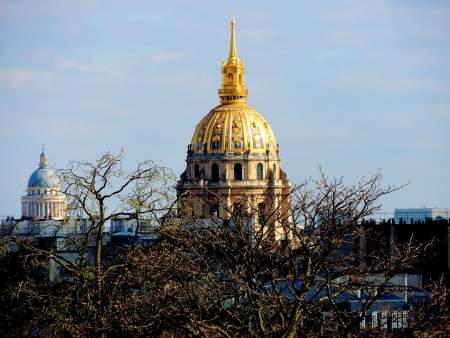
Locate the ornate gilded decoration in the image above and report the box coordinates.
[218,15,248,104]
[191,102,278,154]
[177,16,291,231]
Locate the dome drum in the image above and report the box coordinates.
[183,158,285,184]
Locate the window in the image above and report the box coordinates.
[258,203,266,224]
[211,139,220,150]
[232,202,245,216]
[391,311,408,330]
[210,204,219,217]
[257,163,263,180]
[372,313,378,328]
[227,73,233,83]
[194,164,200,178]
[234,163,243,180]
[272,164,277,178]
[211,163,219,182]
[239,74,242,84]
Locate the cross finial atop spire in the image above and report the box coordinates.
[229,12,237,60]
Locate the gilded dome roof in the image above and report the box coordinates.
[191,102,278,155]
[189,18,278,156]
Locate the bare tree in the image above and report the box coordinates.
[0,150,175,336]
[1,166,447,337]
[111,172,447,337]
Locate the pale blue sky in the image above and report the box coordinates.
[1,0,449,216]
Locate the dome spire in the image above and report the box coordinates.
[39,147,48,168]
[219,14,248,104]
[229,12,237,60]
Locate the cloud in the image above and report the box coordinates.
[0,69,54,89]
[149,51,185,63]
[0,0,102,20]
[124,11,170,25]
[337,73,450,94]
[308,48,345,62]
[57,60,106,73]
[158,72,214,90]
[329,30,367,46]
[241,28,276,43]
[319,0,388,25]
[55,59,131,84]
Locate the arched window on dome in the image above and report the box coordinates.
[239,74,242,85]
[227,73,234,83]
[272,164,277,179]
[211,163,219,182]
[257,163,264,180]
[194,164,200,179]
[234,163,243,181]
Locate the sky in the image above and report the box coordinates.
[0,0,449,217]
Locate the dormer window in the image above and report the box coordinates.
[257,163,264,180]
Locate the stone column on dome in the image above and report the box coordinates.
[226,192,232,218]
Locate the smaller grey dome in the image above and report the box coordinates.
[27,168,60,188]
[27,150,61,189]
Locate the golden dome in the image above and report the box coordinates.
[191,102,278,154]
[190,17,278,156]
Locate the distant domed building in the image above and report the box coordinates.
[177,17,291,236]
[21,150,67,220]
